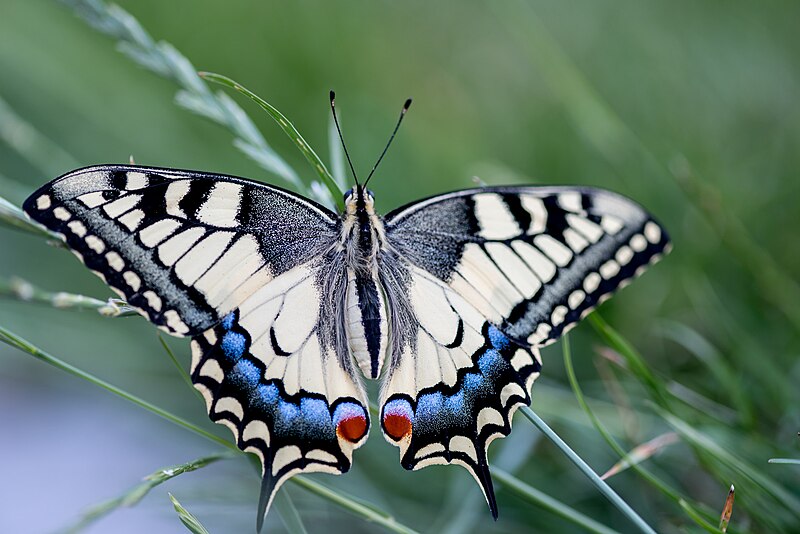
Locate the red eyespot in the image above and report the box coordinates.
[332,401,368,443]
[337,415,368,443]
[383,412,412,441]
[382,398,414,441]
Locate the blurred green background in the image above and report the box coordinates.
[1,1,799,533]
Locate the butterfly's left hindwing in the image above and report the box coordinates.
[378,262,541,517]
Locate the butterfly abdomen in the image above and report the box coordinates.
[345,267,388,379]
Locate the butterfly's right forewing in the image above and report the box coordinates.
[23,165,339,337]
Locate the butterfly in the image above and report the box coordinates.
[22,97,669,529]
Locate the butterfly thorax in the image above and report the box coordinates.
[341,186,389,379]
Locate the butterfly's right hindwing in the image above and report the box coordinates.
[23,165,339,336]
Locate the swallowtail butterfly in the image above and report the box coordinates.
[23,98,669,528]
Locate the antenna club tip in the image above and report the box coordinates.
[403,98,413,110]
[329,90,336,102]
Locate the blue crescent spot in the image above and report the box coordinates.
[462,370,483,393]
[221,312,235,330]
[273,395,318,438]
[256,382,279,406]
[221,330,246,362]
[383,398,414,421]
[414,392,446,435]
[230,359,261,389]
[301,397,336,437]
[444,387,466,414]
[487,324,510,350]
[332,401,367,427]
[276,400,301,432]
[478,348,504,374]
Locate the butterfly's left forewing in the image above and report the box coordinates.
[385,186,670,346]
[378,260,540,516]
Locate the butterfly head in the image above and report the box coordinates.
[343,185,376,216]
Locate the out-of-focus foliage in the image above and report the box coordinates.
[1,1,798,533]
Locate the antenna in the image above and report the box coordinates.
[330,91,360,185]
[364,98,412,187]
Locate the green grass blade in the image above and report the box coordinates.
[600,433,679,480]
[499,1,800,333]
[563,334,720,528]
[67,453,230,533]
[0,325,234,450]
[61,0,310,200]
[289,477,420,534]
[0,195,63,242]
[492,467,620,534]
[169,494,211,534]
[589,314,670,407]
[678,499,725,534]
[655,320,752,425]
[520,405,656,534]
[768,458,800,466]
[0,95,79,175]
[0,325,420,532]
[200,72,345,211]
[328,113,348,191]
[272,490,309,534]
[158,334,204,402]
[565,334,675,495]
[655,406,800,518]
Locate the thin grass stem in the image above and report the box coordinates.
[58,0,334,207]
[0,95,79,175]
[272,490,309,534]
[656,406,800,517]
[289,477,420,534]
[169,494,211,534]
[563,334,718,527]
[67,453,231,533]
[499,1,800,333]
[0,275,137,317]
[520,405,656,534]
[0,325,234,450]
[158,334,203,401]
[0,194,63,242]
[768,458,800,465]
[199,72,344,211]
[492,467,620,534]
